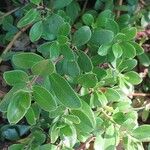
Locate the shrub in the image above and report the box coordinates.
[0,0,150,149]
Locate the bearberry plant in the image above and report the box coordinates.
[0,0,150,149]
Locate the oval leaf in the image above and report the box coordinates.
[7,91,31,124]
[49,73,81,109]
[33,85,56,111]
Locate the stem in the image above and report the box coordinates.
[116,0,123,19]
[76,136,95,150]
[27,75,39,89]
[0,7,19,19]
[0,24,31,64]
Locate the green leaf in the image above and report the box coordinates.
[93,67,107,81]
[130,41,144,55]
[3,70,28,86]
[50,123,60,143]
[0,85,26,112]
[138,53,150,67]
[117,59,137,72]
[72,26,91,46]
[98,44,111,56]
[31,59,54,76]
[58,22,71,36]
[49,42,60,60]
[30,0,41,5]
[77,73,98,88]
[124,71,142,85]
[25,107,36,125]
[34,144,57,150]
[90,29,114,46]
[133,125,150,142]
[72,101,96,133]
[105,19,119,34]
[120,42,136,59]
[105,88,120,102]
[7,91,31,124]
[63,115,80,124]
[112,43,123,58]
[82,13,94,26]
[33,85,56,111]
[17,9,40,28]
[60,44,75,61]
[29,21,43,42]
[113,112,126,125]
[12,52,44,69]
[63,60,80,77]
[8,144,24,150]
[53,0,73,9]
[43,14,64,37]
[121,27,137,40]
[49,73,81,109]
[77,50,93,72]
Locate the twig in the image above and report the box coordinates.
[116,0,123,19]
[76,136,95,150]
[0,90,5,98]
[0,7,19,19]
[81,0,88,15]
[132,93,150,97]
[0,24,31,64]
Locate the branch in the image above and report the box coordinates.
[116,0,123,19]
[0,24,31,64]
[76,136,95,150]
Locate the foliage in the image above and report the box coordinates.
[0,0,150,149]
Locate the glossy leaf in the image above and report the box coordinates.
[3,70,28,86]
[31,59,54,76]
[17,9,39,28]
[49,73,81,108]
[33,85,56,111]
[124,71,142,85]
[29,21,43,42]
[72,26,91,46]
[12,52,43,69]
[133,125,150,142]
[7,91,31,124]
[77,50,93,72]
[53,0,73,9]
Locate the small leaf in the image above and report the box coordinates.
[3,70,28,86]
[29,21,43,42]
[105,88,120,102]
[77,73,98,88]
[98,44,111,56]
[112,43,123,58]
[53,0,73,9]
[31,59,54,76]
[138,53,150,67]
[8,144,24,150]
[63,115,80,124]
[82,13,94,26]
[17,9,40,28]
[77,50,93,72]
[25,107,36,125]
[133,125,150,142]
[121,27,137,40]
[124,71,142,85]
[72,26,91,46]
[7,91,31,124]
[33,85,56,111]
[90,29,114,46]
[58,22,71,36]
[30,0,41,5]
[50,123,60,143]
[72,101,96,133]
[12,52,43,69]
[120,42,136,59]
[130,41,144,55]
[49,73,81,109]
